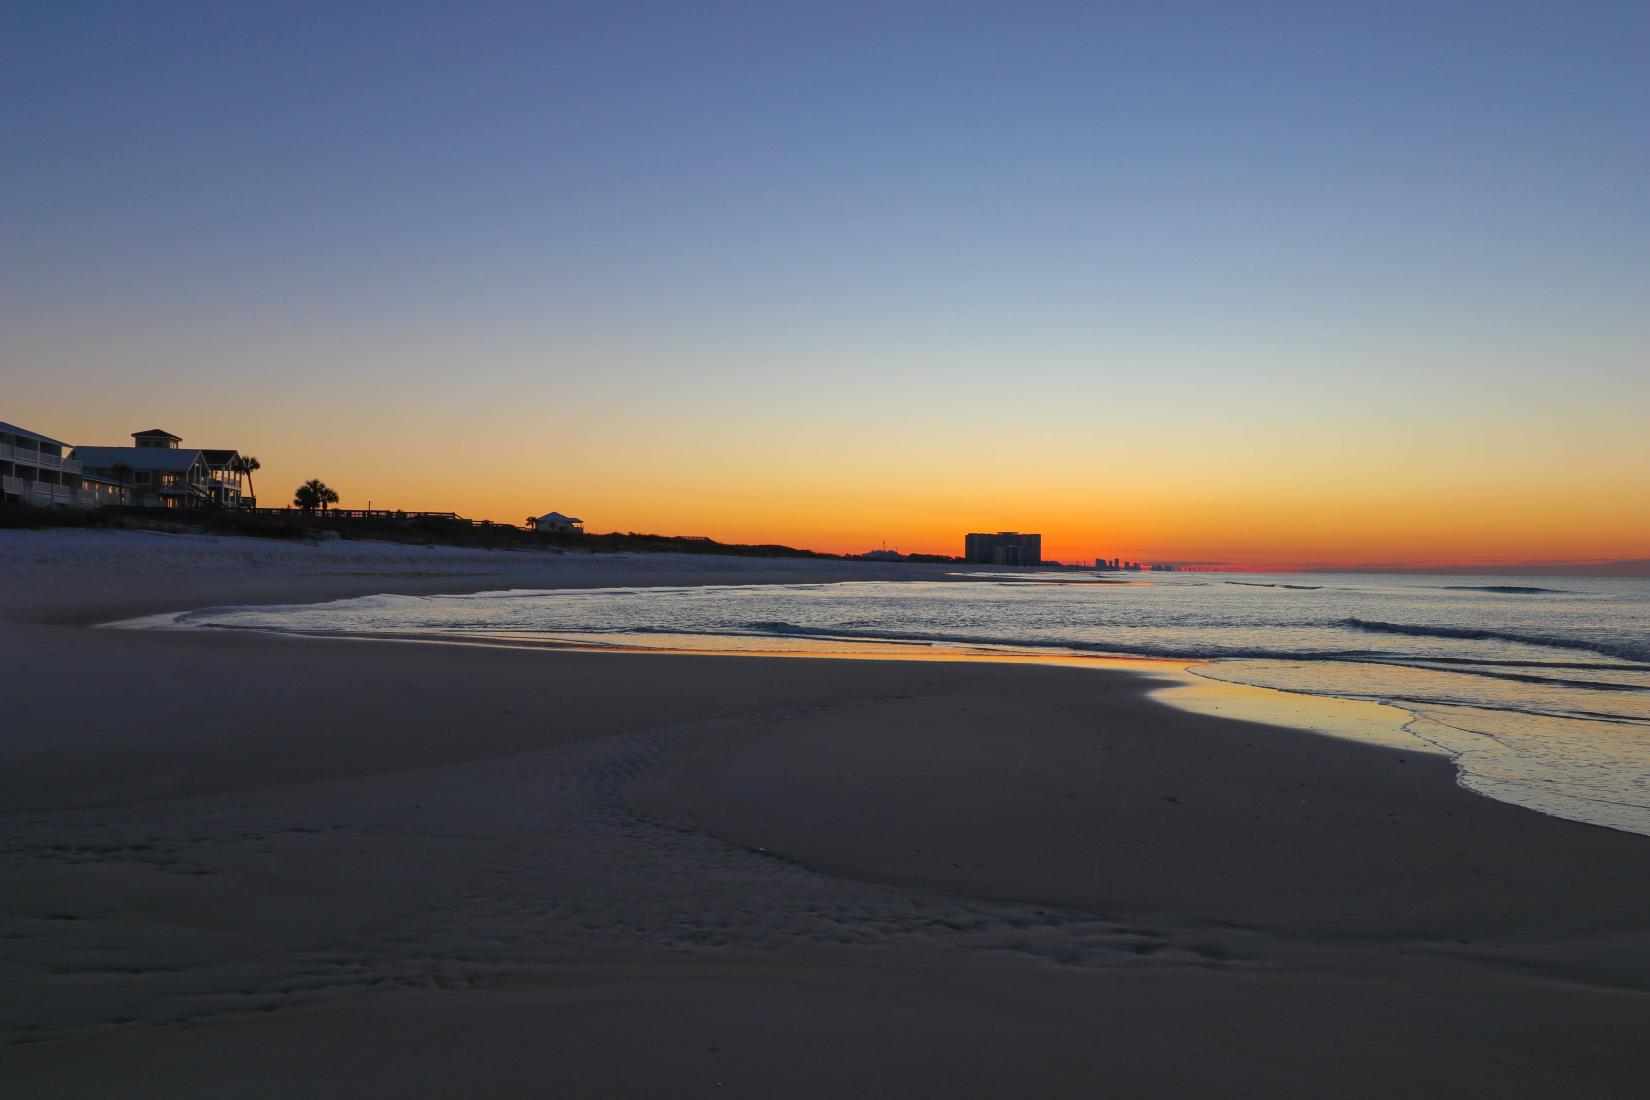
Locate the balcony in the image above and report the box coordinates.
[2,449,66,472]
[0,476,94,508]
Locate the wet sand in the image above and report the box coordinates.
[2,531,1648,1097]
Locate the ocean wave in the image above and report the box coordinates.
[1342,618,1648,663]
[1442,585,1569,594]
[1423,664,1650,693]
[714,618,1650,678]
[718,621,1406,663]
[1397,655,1650,671]
[1223,581,1323,589]
[1192,665,1650,729]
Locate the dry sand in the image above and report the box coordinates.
[2,530,1648,1097]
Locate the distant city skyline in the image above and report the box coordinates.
[4,3,1645,567]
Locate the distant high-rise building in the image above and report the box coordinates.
[965,531,1042,566]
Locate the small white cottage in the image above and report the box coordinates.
[532,511,584,535]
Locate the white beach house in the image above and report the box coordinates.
[74,429,246,510]
[0,420,100,508]
[532,511,584,535]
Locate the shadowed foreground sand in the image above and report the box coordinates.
[2,534,1648,1097]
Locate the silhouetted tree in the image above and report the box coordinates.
[109,461,133,506]
[294,479,340,514]
[230,454,261,505]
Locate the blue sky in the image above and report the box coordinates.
[8,2,1644,347]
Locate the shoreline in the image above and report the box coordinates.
[111,616,1444,750]
[4,531,1650,1096]
[121,599,1645,839]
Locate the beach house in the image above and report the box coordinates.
[0,420,99,508]
[532,511,584,535]
[74,429,246,510]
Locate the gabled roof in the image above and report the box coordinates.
[535,511,583,523]
[200,448,239,466]
[133,428,181,441]
[73,446,204,472]
[0,420,70,448]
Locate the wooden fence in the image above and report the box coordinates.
[238,507,491,524]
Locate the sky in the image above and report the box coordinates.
[3,1,1646,566]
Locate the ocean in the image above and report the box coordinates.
[125,570,1650,836]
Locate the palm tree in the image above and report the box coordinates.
[293,479,340,514]
[110,461,133,506]
[230,454,261,506]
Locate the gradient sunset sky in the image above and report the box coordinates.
[4,2,1646,566]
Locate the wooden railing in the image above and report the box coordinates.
[238,507,478,523]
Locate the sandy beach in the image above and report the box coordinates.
[3,531,1648,1098]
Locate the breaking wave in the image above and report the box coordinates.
[1342,618,1649,664]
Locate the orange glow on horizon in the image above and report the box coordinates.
[8,372,1647,573]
